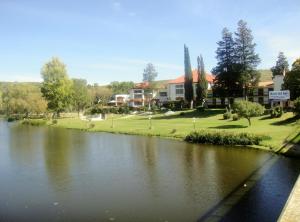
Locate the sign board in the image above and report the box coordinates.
[269,90,290,100]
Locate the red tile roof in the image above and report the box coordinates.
[168,69,214,84]
[133,82,150,89]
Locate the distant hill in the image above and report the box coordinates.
[258,69,272,82]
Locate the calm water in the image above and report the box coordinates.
[0,120,280,221]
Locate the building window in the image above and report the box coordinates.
[258,88,264,96]
[159,92,167,97]
[175,85,184,95]
[134,101,142,106]
[134,89,142,94]
[258,97,264,104]
[134,94,142,99]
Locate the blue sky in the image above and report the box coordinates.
[1,0,300,84]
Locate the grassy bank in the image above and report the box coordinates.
[35,109,299,152]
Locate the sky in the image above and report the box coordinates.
[1,0,300,84]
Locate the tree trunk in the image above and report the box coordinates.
[247,117,251,126]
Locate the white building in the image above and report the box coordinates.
[108,94,129,106]
[167,70,214,101]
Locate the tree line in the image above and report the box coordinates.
[184,19,300,106]
[0,58,137,118]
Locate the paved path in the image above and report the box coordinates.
[279,175,300,222]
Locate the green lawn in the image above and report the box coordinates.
[48,109,300,151]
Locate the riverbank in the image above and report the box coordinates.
[24,109,299,154]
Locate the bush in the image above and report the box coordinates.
[233,100,265,126]
[270,106,283,118]
[185,130,269,146]
[196,106,205,112]
[89,123,95,129]
[294,97,300,116]
[223,112,232,120]
[52,119,58,124]
[22,119,47,126]
[232,114,239,121]
[179,112,185,116]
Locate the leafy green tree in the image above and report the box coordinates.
[213,28,242,99]
[293,97,300,116]
[233,100,264,126]
[41,57,73,117]
[235,20,261,99]
[109,81,134,94]
[142,63,158,82]
[1,83,47,117]
[88,84,113,105]
[72,78,90,115]
[283,58,300,100]
[184,44,194,108]
[271,52,289,77]
[196,55,208,105]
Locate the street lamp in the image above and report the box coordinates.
[193,117,196,130]
[149,115,152,129]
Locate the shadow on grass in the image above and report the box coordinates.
[153,109,225,120]
[209,124,248,129]
[259,115,272,120]
[271,115,300,126]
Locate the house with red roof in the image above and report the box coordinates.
[167,69,214,102]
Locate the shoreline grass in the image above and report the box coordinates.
[24,109,298,153]
[17,109,299,154]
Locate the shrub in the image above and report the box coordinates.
[52,119,58,124]
[270,106,283,118]
[223,112,232,120]
[233,100,265,126]
[232,114,239,121]
[22,119,47,126]
[89,123,95,129]
[196,106,205,112]
[185,130,269,146]
[179,112,185,116]
[294,97,300,116]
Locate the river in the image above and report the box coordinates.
[0,120,298,221]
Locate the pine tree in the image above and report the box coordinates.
[184,44,194,108]
[271,52,289,77]
[213,28,242,99]
[142,63,158,82]
[234,20,261,99]
[196,55,208,105]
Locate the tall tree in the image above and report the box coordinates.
[1,83,47,117]
[234,20,261,99]
[213,28,242,99]
[41,57,73,117]
[184,44,194,108]
[72,78,90,116]
[196,55,208,105]
[283,58,300,100]
[271,52,289,77]
[142,63,158,82]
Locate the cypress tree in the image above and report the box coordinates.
[234,20,260,99]
[196,55,208,105]
[184,44,194,108]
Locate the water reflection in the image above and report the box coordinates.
[0,121,281,221]
[43,128,72,191]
